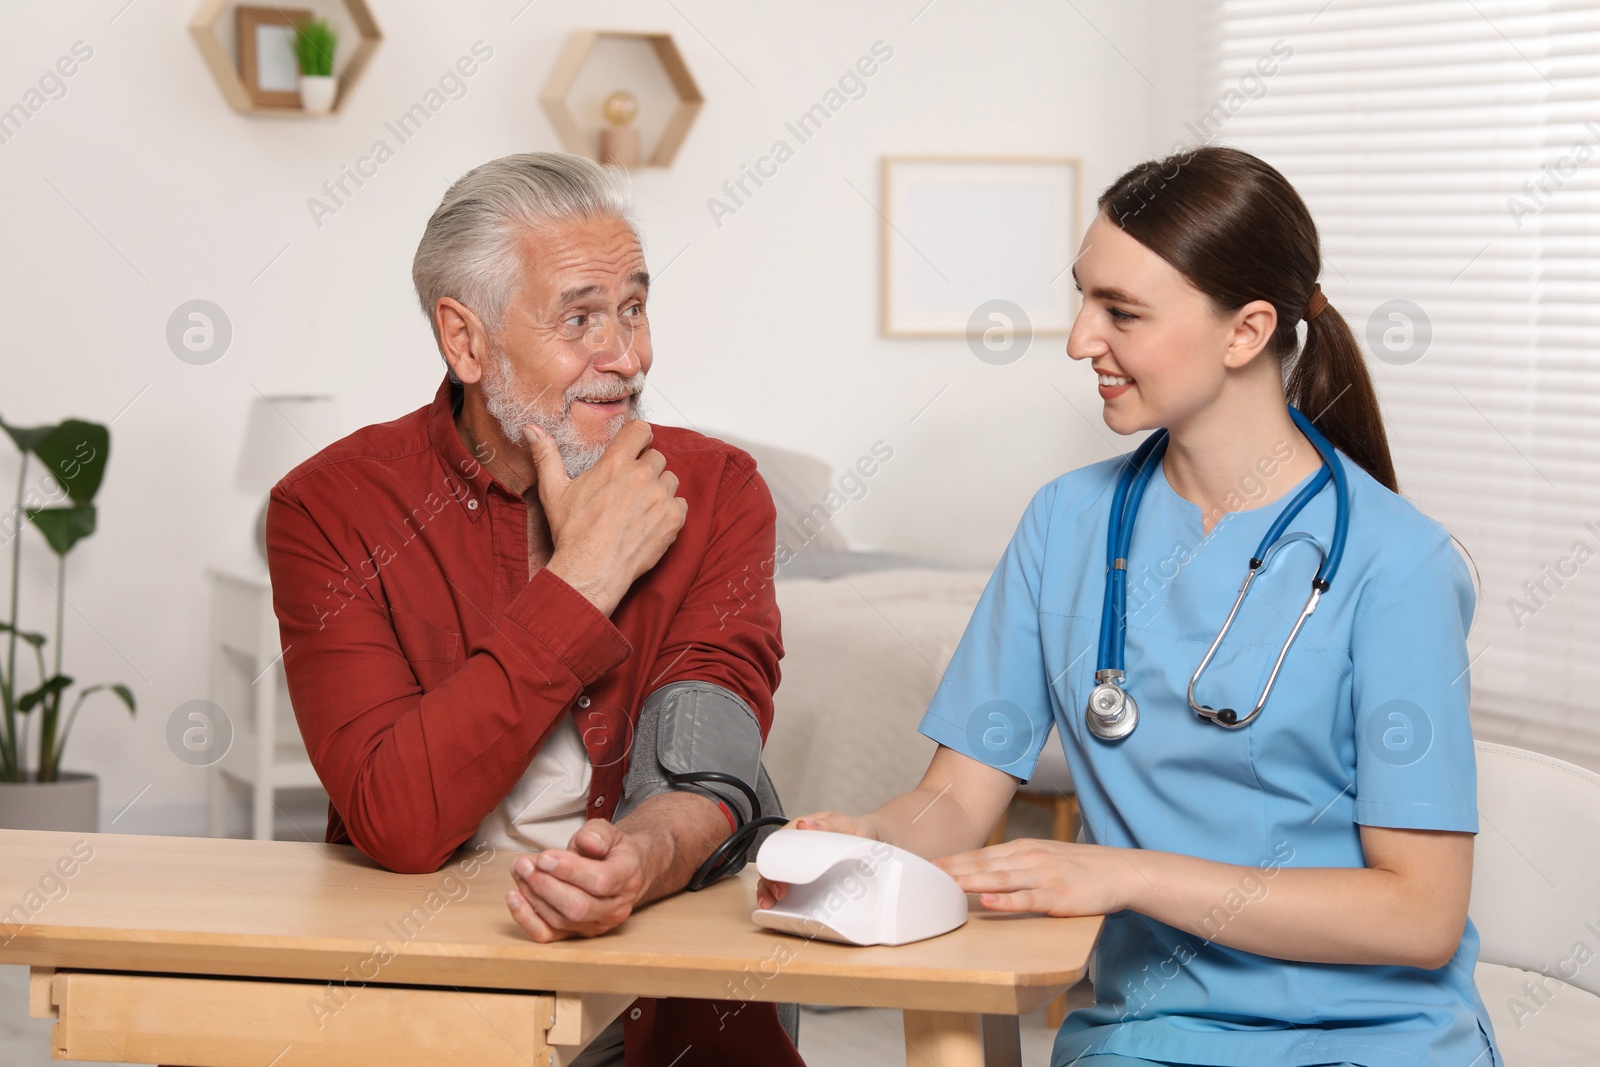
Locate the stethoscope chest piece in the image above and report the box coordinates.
[1086,670,1138,741]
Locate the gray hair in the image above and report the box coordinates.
[412,152,638,353]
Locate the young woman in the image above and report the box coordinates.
[758,147,1502,1067]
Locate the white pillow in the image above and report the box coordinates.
[710,432,850,555]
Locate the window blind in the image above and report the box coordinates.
[1208,0,1600,768]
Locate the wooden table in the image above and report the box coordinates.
[0,830,1101,1066]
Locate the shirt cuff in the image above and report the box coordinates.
[503,566,632,685]
[917,711,1043,781]
[1353,798,1479,833]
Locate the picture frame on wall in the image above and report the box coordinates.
[236,5,310,110]
[880,156,1080,340]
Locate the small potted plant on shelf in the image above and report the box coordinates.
[0,415,135,832]
[294,17,339,115]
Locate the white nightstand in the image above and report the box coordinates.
[206,563,323,840]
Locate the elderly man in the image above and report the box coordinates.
[266,153,801,1067]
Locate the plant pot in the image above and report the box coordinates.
[299,75,338,115]
[0,771,99,832]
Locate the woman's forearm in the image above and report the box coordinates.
[853,746,1021,859]
[859,783,995,859]
[1120,846,1466,969]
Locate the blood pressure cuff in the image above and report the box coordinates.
[615,681,766,825]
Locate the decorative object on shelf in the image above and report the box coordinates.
[189,0,382,117]
[599,90,641,167]
[880,156,1081,340]
[235,5,309,110]
[0,414,136,832]
[540,30,703,168]
[236,395,341,565]
[293,16,339,115]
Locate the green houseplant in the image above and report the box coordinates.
[294,17,340,115]
[0,414,134,830]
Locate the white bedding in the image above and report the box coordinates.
[764,567,991,820]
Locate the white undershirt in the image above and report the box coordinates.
[470,714,593,853]
[471,515,596,853]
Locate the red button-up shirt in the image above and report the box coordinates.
[265,377,802,1066]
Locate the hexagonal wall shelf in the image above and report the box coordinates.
[540,31,703,167]
[190,0,382,116]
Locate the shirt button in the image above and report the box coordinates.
[629,1007,642,1021]
[576,695,591,708]
[594,795,605,808]
[466,498,479,511]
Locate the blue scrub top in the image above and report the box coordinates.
[919,447,1502,1067]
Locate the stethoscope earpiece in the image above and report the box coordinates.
[1194,705,1241,728]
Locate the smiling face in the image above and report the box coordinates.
[482,214,652,476]
[1067,211,1269,437]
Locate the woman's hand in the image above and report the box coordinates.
[934,838,1135,917]
[753,812,878,910]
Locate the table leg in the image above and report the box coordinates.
[902,1010,983,1067]
[549,991,635,1066]
[981,1014,1022,1067]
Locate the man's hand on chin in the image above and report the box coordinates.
[504,819,656,942]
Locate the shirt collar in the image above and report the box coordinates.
[425,375,520,522]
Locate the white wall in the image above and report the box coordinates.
[0,0,1200,832]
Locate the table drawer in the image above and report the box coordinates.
[31,967,560,1066]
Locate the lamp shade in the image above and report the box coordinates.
[235,395,341,490]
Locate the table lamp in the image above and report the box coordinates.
[236,395,341,565]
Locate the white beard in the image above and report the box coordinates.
[482,348,646,478]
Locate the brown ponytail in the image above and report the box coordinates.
[1287,304,1396,492]
[1098,146,1399,493]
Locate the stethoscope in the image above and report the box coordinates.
[1085,405,1350,741]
